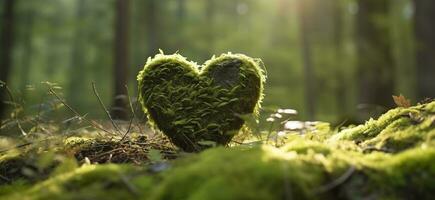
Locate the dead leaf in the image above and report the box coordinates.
[392,94,411,108]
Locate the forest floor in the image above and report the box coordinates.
[0,100,434,200]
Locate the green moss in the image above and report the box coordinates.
[1,101,433,200]
[146,101,434,199]
[0,149,58,185]
[329,101,435,152]
[137,52,266,152]
[149,145,333,200]
[0,134,174,185]
[4,143,433,200]
[147,141,433,200]
[3,164,153,200]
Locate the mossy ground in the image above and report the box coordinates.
[0,101,434,199]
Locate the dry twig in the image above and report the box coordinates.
[120,85,138,141]
[313,165,356,194]
[48,87,109,135]
[92,82,122,135]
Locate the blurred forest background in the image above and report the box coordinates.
[0,0,434,126]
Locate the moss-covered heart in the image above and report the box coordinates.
[137,53,265,152]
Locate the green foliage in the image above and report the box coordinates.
[137,52,265,152]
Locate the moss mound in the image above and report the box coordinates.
[0,134,176,184]
[137,52,266,152]
[147,99,435,199]
[329,101,435,153]
[151,144,434,200]
[2,164,153,200]
[0,101,434,199]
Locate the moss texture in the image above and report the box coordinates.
[137,52,266,152]
[3,147,434,200]
[2,164,153,200]
[0,134,176,185]
[150,144,435,200]
[1,101,433,200]
[329,101,435,153]
[147,99,434,199]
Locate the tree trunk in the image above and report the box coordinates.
[356,0,394,108]
[177,0,185,22]
[19,4,35,94]
[111,0,130,120]
[176,0,185,51]
[332,0,347,115]
[0,0,17,119]
[413,0,435,100]
[298,0,316,120]
[205,0,215,57]
[146,0,157,56]
[68,0,87,107]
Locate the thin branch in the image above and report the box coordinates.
[128,87,144,135]
[0,142,32,153]
[362,146,393,153]
[0,174,11,183]
[48,87,109,135]
[266,121,274,142]
[313,165,356,194]
[92,82,122,134]
[120,85,137,141]
[33,95,46,133]
[3,84,27,136]
[0,137,53,153]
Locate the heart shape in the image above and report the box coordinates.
[137,53,265,152]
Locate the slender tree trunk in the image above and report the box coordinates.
[205,0,215,57]
[0,0,17,119]
[146,0,157,56]
[356,0,394,108]
[19,5,35,93]
[111,0,130,120]
[176,0,185,51]
[298,1,316,119]
[68,0,87,108]
[332,0,347,115]
[177,0,185,22]
[413,0,435,100]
